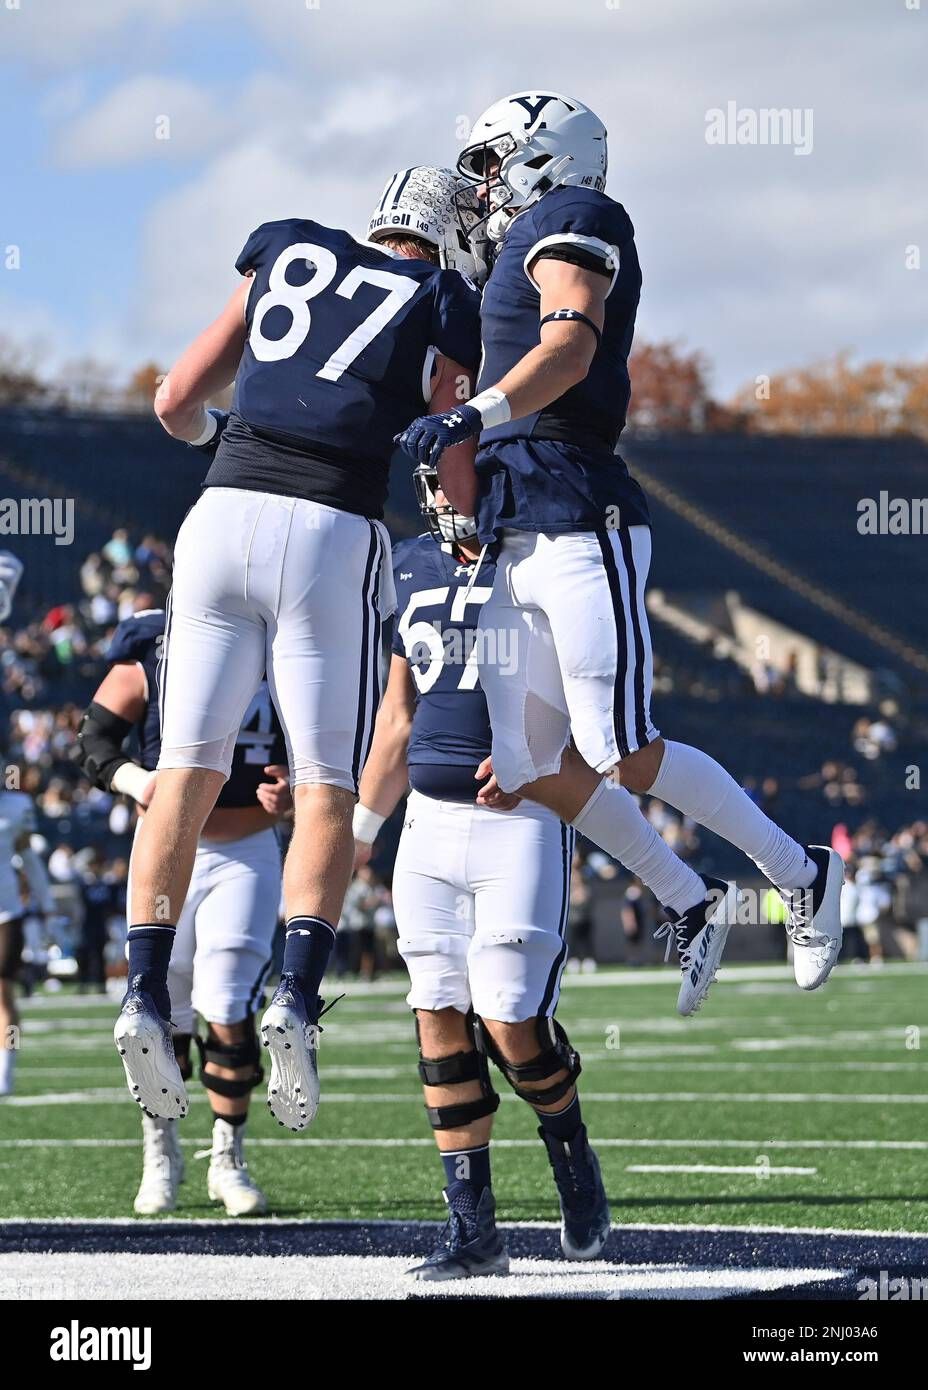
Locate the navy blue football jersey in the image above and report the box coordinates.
[105,612,287,810]
[391,535,496,802]
[204,218,482,519]
[474,185,650,541]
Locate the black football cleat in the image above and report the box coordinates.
[407,1186,510,1281]
[540,1124,611,1260]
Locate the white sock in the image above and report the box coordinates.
[0,1046,16,1095]
[571,779,706,914]
[649,741,816,890]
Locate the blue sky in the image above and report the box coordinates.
[2,0,925,396]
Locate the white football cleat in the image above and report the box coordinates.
[260,973,323,1132]
[655,876,739,1016]
[781,846,844,990]
[114,981,188,1121]
[199,1117,268,1217]
[134,1113,185,1215]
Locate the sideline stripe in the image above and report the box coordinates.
[2,1136,927,1151]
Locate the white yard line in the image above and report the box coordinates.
[6,1086,928,1107]
[626,1163,818,1176]
[2,1135,927,1152]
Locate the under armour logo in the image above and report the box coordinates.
[442,412,464,427]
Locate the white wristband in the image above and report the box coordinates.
[188,409,219,447]
[353,803,386,844]
[111,762,156,803]
[468,388,511,429]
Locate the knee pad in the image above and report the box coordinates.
[195,1017,263,1099]
[477,1014,581,1108]
[172,1032,194,1082]
[415,1010,500,1131]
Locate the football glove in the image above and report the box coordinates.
[395,404,482,466]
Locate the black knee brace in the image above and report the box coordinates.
[196,1018,263,1099]
[173,1033,194,1082]
[477,1014,581,1108]
[415,1011,500,1131]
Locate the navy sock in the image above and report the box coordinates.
[126,925,174,1018]
[441,1143,491,1198]
[537,1094,583,1143]
[281,916,337,1003]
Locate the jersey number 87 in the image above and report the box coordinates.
[249,242,418,380]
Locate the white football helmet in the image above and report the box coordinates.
[367,166,484,281]
[458,91,608,243]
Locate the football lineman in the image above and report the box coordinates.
[0,782,54,1096]
[114,168,483,1129]
[78,607,291,1214]
[399,93,843,1009]
[354,465,609,1279]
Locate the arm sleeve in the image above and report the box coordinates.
[235,225,272,277]
[389,542,414,657]
[431,271,482,373]
[523,199,634,294]
[105,617,159,667]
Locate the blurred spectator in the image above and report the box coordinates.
[336,865,393,981]
[76,848,125,990]
[566,855,595,971]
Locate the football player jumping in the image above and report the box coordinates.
[115,169,483,1133]
[354,462,609,1280]
[78,607,291,1214]
[398,93,844,1010]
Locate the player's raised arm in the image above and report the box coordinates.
[353,654,416,865]
[154,278,250,443]
[490,257,606,417]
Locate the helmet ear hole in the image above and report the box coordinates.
[524,153,553,169]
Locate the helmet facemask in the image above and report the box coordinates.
[413,463,478,545]
[457,92,608,250]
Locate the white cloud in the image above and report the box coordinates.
[2,0,215,68]
[55,75,230,168]
[6,0,926,392]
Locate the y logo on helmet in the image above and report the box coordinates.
[511,94,563,129]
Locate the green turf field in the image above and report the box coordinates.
[3,962,927,1232]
